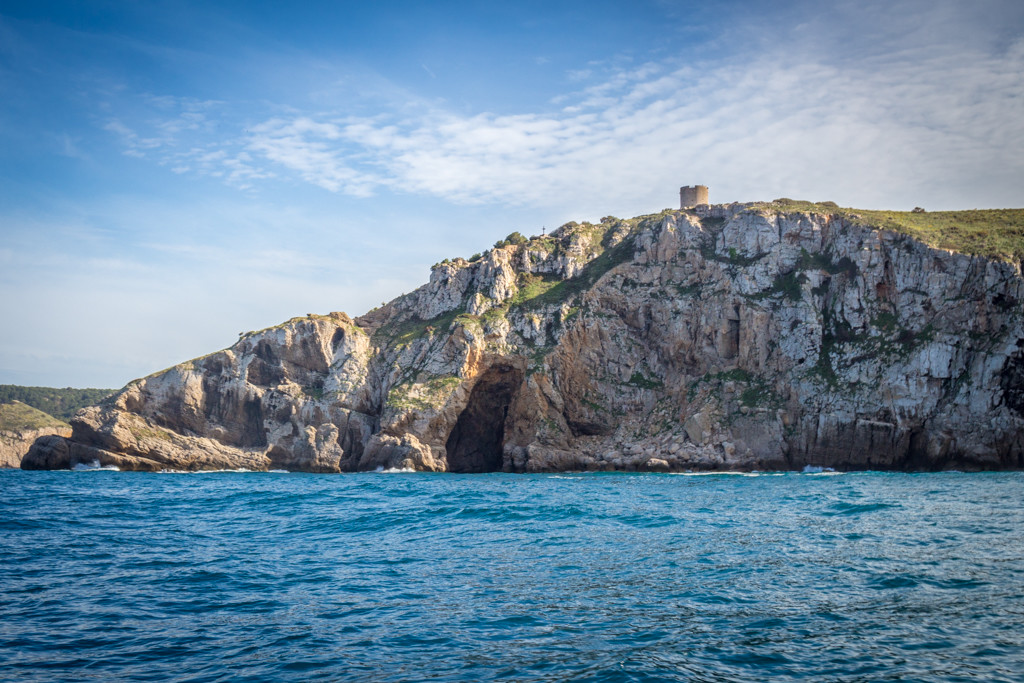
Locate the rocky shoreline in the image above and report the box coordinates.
[24,204,1024,472]
[1,401,71,469]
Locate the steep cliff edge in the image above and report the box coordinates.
[24,203,1024,472]
[1,401,71,468]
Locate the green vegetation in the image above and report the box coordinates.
[520,234,638,311]
[871,311,899,333]
[301,379,325,401]
[0,385,114,421]
[411,211,670,341]
[513,273,562,306]
[755,200,1024,262]
[368,204,1024,358]
[493,231,529,249]
[0,401,69,432]
[131,424,175,442]
[363,201,1020,406]
[700,242,765,266]
[796,249,859,278]
[738,378,783,410]
[699,216,726,230]
[687,368,752,400]
[812,316,843,387]
[523,344,553,374]
[685,368,782,412]
[528,237,559,254]
[674,283,703,297]
[374,307,464,347]
[749,270,807,303]
[385,375,462,412]
[626,371,664,390]
[743,250,860,303]
[851,209,1024,261]
[448,222,641,340]
[368,217,653,363]
[810,307,936,388]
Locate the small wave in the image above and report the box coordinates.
[674,471,761,477]
[268,469,290,473]
[802,465,837,474]
[374,466,416,473]
[827,501,900,516]
[869,574,919,589]
[72,460,120,471]
[157,468,253,474]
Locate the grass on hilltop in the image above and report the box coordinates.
[755,200,1024,262]
[0,401,69,432]
[0,385,115,421]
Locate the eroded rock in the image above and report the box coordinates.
[30,207,1024,472]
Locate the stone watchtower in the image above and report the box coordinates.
[680,185,709,208]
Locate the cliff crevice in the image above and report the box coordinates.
[24,204,1024,472]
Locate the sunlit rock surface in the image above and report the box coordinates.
[24,206,1024,472]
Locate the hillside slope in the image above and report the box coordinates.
[0,386,114,421]
[24,203,1024,472]
[1,401,70,468]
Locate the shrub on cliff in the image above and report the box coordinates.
[494,232,528,249]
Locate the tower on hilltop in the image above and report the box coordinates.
[680,185,709,208]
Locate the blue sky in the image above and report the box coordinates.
[1,0,1023,388]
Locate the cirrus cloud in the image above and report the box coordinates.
[104,3,1024,212]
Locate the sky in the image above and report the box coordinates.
[1,0,1023,388]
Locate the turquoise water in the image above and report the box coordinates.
[1,470,1023,682]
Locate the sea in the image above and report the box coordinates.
[1,468,1022,682]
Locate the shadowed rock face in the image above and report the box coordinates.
[1,402,71,468]
[23,205,1024,472]
[2,426,71,468]
[999,342,1024,418]
[446,364,522,473]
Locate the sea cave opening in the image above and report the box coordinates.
[445,364,522,473]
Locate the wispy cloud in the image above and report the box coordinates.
[101,2,1024,211]
[0,201,417,387]
[244,117,377,195]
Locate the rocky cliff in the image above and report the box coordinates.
[24,203,1024,472]
[1,401,71,468]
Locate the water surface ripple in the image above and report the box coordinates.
[1,470,1022,681]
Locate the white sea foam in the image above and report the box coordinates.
[157,468,254,474]
[675,470,760,477]
[71,460,119,471]
[374,466,416,473]
[802,465,837,474]
[268,469,290,473]
[193,468,253,473]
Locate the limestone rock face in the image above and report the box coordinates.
[1,401,71,468]
[2,426,72,468]
[26,207,1024,472]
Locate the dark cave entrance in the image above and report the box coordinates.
[445,364,522,473]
